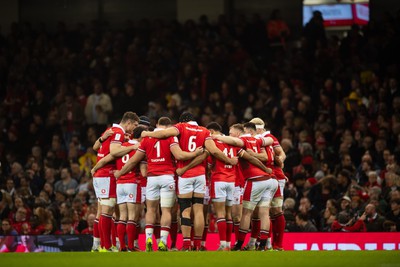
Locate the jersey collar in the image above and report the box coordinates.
[112,123,125,133]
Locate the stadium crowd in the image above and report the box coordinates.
[0,8,400,251]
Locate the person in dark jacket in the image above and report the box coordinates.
[363,203,386,231]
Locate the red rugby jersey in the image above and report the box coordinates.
[116,140,144,184]
[259,132,286,180]
[210,139,242,183]
[95,124,125,177]
[239,134,269,180]
[174,122,211,178]
[138,133,178,177]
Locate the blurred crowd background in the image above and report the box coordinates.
[0,7,399,236]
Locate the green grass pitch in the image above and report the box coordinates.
[1,251,399,267]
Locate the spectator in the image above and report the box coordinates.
[303,10,327,60]
[385,199,400,231]
[54,167,78,197]
[331,211,366,232]
[0,190,12,220]
[58,92,84,145]
[319,198,338,230]
[295,213,317,232]
[81,213,96,234]
[11,207,30,234]
[41,218,57,235]
[283,197,296,212]
[339,195,352,213]
[109,86,126,122]
[365,171,381,190]
[297,196,319,227]
[266,9,290,46]
[31,207,52,234]
[0,218,18,235]
[20,222,32,235]
[362,203,386,232]
[78,148,97,177]
[284,211,298,232]
[336,169,352,197]
[56,217,79,235]
[308,175,340,213]
[42,182,55,202]
[8,197,31,222]
[382,172,400,202]
[0,218,24,252]
[334,153,356,176]
[280,138,301,178]
[321,206,337,231]
[84,81,113,132]
[4,178,16,197]
[367,187,388,215]
[119,81,143,119]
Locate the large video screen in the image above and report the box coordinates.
[303,3,369,27]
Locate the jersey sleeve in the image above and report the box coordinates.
[265,133,280,147]
[271,135,281,147]
[257,138,264,148]
[138,138,147,153]
[173,123,183,135]
[110,129,124,144]
[204,128,212,141]
[171,136,179,147]
[240,137,250,150]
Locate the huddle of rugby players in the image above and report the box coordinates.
[90,111,286,252]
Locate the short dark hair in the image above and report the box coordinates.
[179,112,194,123]
[337,211,351,224]
[339,169,351,181]
[121,112,139,123]
[296,213,308,222]
[158,117,172,126]
[132,125,147,139]
[243,122,256,132]
[61,217,73,225]
[230,123,244,133]
[206,122,222,132]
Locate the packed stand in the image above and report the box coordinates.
[0,10,400,246]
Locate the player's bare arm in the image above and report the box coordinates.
[91,154,116,176]
[205,139,238,165]
[110,142,136,157]
[214,135,244,147]
[141,127,178,139]
[274,146,286,168]
[139,162,147,177]
[93,129,114,151]
[114,150,145,178]
[170,144,204,161]
[176,150,209,176]
[262,136,274,146]
[246,148,268,162]
[239,150,272,174]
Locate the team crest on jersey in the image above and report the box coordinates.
[101,189,106,194]
[129,194,133,199]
